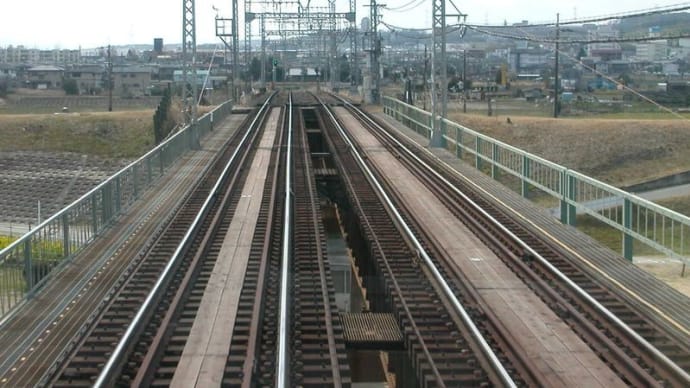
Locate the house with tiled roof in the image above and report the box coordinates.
[26,65,64,89]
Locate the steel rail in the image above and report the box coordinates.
[339,96,690,385]
[276,93,293,388]
[93,94,275,387]
[320,98,517,388]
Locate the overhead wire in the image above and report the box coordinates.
[466,2,690,28]
[385,0,426,13]
[466,24,690,44]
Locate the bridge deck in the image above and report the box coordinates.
[171,108,280,387]
[0,113,247,386]
[340,107,625,387]
[374,111,690,343]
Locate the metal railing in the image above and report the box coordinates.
[383,96,690,268]
[0,101,234,319]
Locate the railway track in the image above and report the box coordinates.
[317,95,516,386]
[47,95,278,386]
[7,90,687,387]
[328,93,690,386]
[43,91,350,387]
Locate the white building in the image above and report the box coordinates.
[636,41,668,62]
[635,27,668,62]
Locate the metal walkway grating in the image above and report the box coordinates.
[340,313,404,350]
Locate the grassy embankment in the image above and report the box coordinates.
[0,111,155,158]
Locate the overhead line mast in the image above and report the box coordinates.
[182,0,199,149]
[431,0,465,147]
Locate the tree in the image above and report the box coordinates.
[495,69,503,85]
[249,57,261,81]
[338,54,350,82]
[126,49,139,61]
[618,73,632,86]
[153,87,174,144]
[0,79,8,97]
[62,77,78,95]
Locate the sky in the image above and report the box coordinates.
[0,1,685,49]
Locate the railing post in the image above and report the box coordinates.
[455,126,463,159]
[622,198,634,261]
[521,155,530,198]
[24,238,33,297]
[560,171,577,226]
[560,170,568,225]
[147,156,153,184]
[91,195,99,235]
[102,184,110,224]
[568,175,577,226]
[115,175,122,214]
[133,165,139,199]
[159,145,165,176]
[427,111,433,139]
[62,213,71,258]
[475,137,482,170]
[491,143,499,179]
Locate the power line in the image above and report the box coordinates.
[380,20,466,34]
[466,24,690,45]
[466,3,690,28]
[385,0,425,13]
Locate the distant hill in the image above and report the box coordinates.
[617,12,690,35]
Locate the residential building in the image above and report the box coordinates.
[26,65,64,89]
[1,46,80,65]
[0,64,18,80]
[173,69,226,90]
[112,66,153,97]
[68,64,105,95]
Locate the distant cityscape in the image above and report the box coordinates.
[2,13,690,104]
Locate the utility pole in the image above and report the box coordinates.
[232,0,239,100]
[462,49,467,113]
[554,13,560,118]
[422,45,429,110]
[244,0,253,93]
[107,45,113,112]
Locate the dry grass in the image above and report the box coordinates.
[0,111,155,158]
[448,113,690,187]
